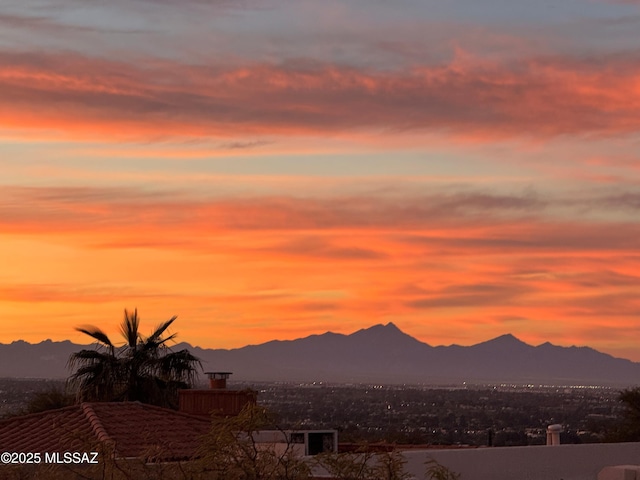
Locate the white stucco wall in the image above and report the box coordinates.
[402,442,640,480]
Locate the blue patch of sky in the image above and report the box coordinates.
[5,0,637,66]
[362,0,636,24]
[9,0,639,36]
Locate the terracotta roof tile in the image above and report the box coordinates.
[0,402,211,461]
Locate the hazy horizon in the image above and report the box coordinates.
[3,323,638,365]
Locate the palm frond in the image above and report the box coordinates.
[158,349,201,384]
[161,332,178,344]
[120,308,140,348]
[67,349,115,369]
[75,326,114,348]
[147,316,177,344]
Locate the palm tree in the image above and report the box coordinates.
[68,308,201,409]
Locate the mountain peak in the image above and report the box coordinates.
[348,322,429,348]
[474,333,532,349]
[350,322,404,338]
[372,322,401,332]
[495,333,522,343]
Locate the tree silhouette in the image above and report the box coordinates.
[68,308,201,408]
[606,387,640,442]
[196,403,312,480]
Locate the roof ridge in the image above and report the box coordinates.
[81,402,115,445]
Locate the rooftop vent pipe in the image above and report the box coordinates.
[546,424,563,445]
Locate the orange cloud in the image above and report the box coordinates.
[2,185,639,241]
[2,50,640,143]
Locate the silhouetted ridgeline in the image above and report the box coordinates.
[2,324,640,386]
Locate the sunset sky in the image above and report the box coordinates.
[1,0,640,361]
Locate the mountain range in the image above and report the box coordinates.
[2,323,640,386]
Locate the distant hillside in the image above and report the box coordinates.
[0,339,78,379]
[3,324,640,386]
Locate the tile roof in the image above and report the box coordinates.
[0,402,211,461]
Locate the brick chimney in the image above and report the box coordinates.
[178,371,257,417]
[207,371,231,389]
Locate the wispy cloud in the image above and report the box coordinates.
[407,283,531,309]
[2,185,639,236]
[0,185,548,237]
[2,50,639,142]
[0,12,147,35]
[257,237,387,260]
[0,283,171,303]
